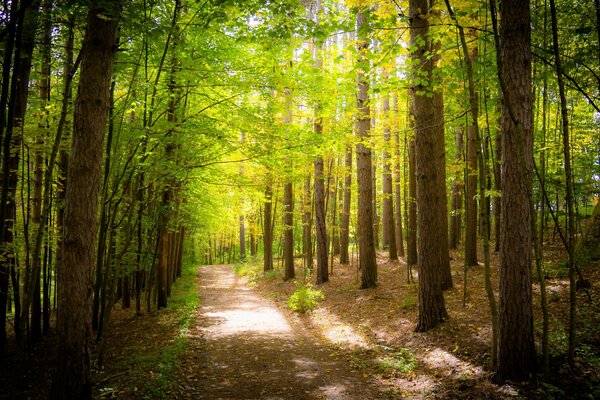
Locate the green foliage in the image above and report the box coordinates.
[372,348,418,376]
[287,281,324,313]
[346,347,417,377]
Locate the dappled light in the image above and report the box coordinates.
[308,307,371,349]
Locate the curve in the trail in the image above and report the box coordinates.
[177,264,380,400]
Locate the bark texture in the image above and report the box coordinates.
[495,0,536,381]
[410,0,447,331]
[356,9,377,289]
[52,2,120,397]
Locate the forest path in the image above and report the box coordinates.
[176,264,381,400]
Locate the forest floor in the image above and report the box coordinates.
[1,241,599,399]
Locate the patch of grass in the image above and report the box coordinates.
[372,348,417,376]
[346,347,417,378]
[338,281,355,294]
[400,296,416,310]
[264,268,281,281]
[287,281,325,313]
[114,265,199,399]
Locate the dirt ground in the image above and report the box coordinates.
[1,242,599,399]
[175,264,383,399]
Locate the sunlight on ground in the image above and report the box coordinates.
[199,267,293,338]
[309,308,371,349]
[203,306,292,337]
[421,347,483,377]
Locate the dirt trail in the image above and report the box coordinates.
[177,264,381,400]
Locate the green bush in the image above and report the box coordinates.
[287,281,324,313]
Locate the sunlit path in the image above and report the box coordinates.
[177,264,380,400]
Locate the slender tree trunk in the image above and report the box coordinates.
[393,93,405,257]
[314,8,328,284]
[1,0,40,346]
[406,107,418,267]
[52,1,120,397]
[339,147,352,264]
[450,128,463,249]
[283,181,294,280]
[549,0,577,366]
[263,177,274,272]
[302,175,312,270]
[356,9,377,288]
[382,92,397,261]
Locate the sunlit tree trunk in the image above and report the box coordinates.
[339,147,352,264]
[356,8,377,288]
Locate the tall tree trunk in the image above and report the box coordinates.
[465,126,478,266]
[51,2,120,397]
[450,128,463,249]
[302,175,312,269]
[431,37,452,291]
[314,5,328,284]
[393,93,405,257]
[356,9,377,288]
[30,0,51,343]
[406,108,418,267]
[1,0,40,347]
[549,0,577,366]
[339,147,352,264]
[263,177,274,272]
[283,180,294,280]
[410,0,447,331]
[382,92,397,261]
[492,0,536,382]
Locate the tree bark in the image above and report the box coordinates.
[393,93,405,257]
[356,9,377,288]
[410,0,447,331]
[302,175,313,269]
[52,2,120,397]
[283,181,294,280]
[450,128,463,249]
[382,92,397,261]
[263,177,274,272]
[492,0,536,381]
[339,147,352,264]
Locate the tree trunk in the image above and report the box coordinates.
[356,9,377,289]
[382,92,397,261]
[283,181,294,280]
[492,0,536,381]
[51,2,120,397]
[393,93,405,257]
[410,0,447,331]
[450,128,463,249]
[406,112,418,267]
[314,13,328,284]
[263,177,274,272]
[549,0,577,366]
[339,147,352,264]
[302,175,312,269]
[465,125,478,266]
[1,0,41,347]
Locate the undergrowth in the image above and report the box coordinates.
[110,265,199,399]
[288,281,324,313]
